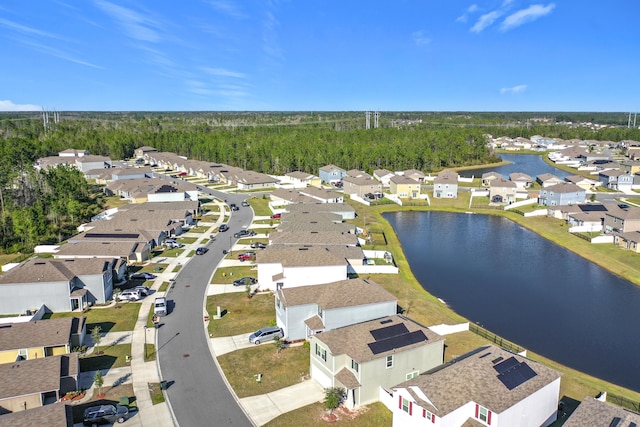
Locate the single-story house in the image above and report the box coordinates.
[275,278,397,341]
[509,172,533,189]
[373,169,395,186]
[285,203,356,220]
[298,187,344,203]
[481,172,502,186]
[564,175,601,190]
[135,145,158,158]
[614,231,640,252]
[0,316,85,364]
[311,315,444,410]
[536,173,564,187]
[389,345,561,427]
[284,171,322,188]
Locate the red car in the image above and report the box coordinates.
[270,213,281,219]
[238,252,256,262]
[177,171,188,177]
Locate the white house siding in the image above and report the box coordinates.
[77,271,112,305]
[497,378,560,427]
[324,302,396,331]
[148,192,186,202]
[0,281,71,315]
[258,264,346,291]
[282,304,318,341]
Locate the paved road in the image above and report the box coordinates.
[158,187,255,427]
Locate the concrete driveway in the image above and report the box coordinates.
[239,380,325,426]
[211,333,254,356]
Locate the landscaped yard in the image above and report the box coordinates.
[211,266,256,284]
[50,303,141,332]
[246,197,272,216]
[206,292,274,337]
[218,344,309,398]
[80,343,132,371]
[264,402,392,427]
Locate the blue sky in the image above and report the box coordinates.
[1,1,638,112]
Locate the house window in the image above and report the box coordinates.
[476,404,492,425]
[406,370,419,380]
[423,408,435,422]
[386,355,393,368]
[351,359,359,373]
[315,343,327,362]
[400,397,411,413]
[17,348,27,360]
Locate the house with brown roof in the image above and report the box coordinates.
[389,175,421,199]
[134,145,158,158]
[509,172,533,189]
[536,173,563,188]
[564,175,601,190]
[319,164,347,184]
[256,246,349,291]
[0,402,74,427]
[269,231,359,247]
[481,172,502,186]
[0,317,85,364]
[489,178,517,204]
[284,171,321,188]
[538,183,586,207]
[343,175,382,198]
[310,315,444,410]
[563,396,640,427]
[276,278,397,341]
[389,345,561,427]
[0,257,119,314]
[0,354,79,415]
[604,205,640,234]
[74,155,112,172]
[373,169,395,186]
[285,203,356,220]
[433,171,458,199]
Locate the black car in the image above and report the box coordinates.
[234,229,256,238]
[83,405,129,425]
[230,203,239,211]
[241,200,250,207]
[218,224,229,232]
[250,242,267,249]
[233,277,258,286]
[195,247,208,255]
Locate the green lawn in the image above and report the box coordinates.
[50,303,141,332]
[144,344,156,362]
[178,236,198,244]
[218,344,309,398]
[148,382,166,405]
[264,402,392,427]
[206,293,274,337]
[80,343,132,371]
[247,197,273,216]
[211,266,256,284]
[158,281,171,292]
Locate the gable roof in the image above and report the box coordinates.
[390,175,420,185]
[564,397,640,427]
[541,183,584,194]
[315,315,442,364]
[277,278,396,310]
[0,403,73,427]
[319,164,346,173]
[490,178,516,188]
[0,353,79,400]
[269,231,358,246]
[395,345,560,417]
[0,258,111,285]
[0,317,83,351]
[257,245,348,267]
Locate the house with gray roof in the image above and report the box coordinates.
[563,396,640,427]
[373,169,395,186]
[269,231,359,247]
[604,205,640,234]
[276,278,397,341]
[536,173,563,187]
[538,183,586,207]
[54,241,149,263]
[433,171,459,199]
[310,315,444,410]
[0,257,118,314]
[489,178,517,204]
[389,175,421,199]
[319,164,346,184]
[0,402,73,427]
[389,345,561,427]
[135,145,158,158]
[509,172,533,189]
[298,186,343,203]
[284,171,321,188]
[285,203,356,220]
[256,246,349,291]
[343,175,382,198]
[481,172,502,186]
[0,353,79,415]
[564,175,601,190]
[0,317,85,364]
[74,155,112,172]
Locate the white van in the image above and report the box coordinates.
[154,297,168,316]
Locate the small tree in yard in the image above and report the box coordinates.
[91,326,102,355]
[113,288,122,308]
[273,335,285,354]
[245,283,252,299]
[94,370,105,398]
[324,387,346,415]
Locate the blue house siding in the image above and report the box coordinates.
[319,166,346,184]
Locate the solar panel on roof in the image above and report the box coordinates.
[493,356,519,374]
[368,330,427,355]
[85,233,140,239]
[610,417,621,427]
[370,323,409,341]
[491,356,504,364]
[497,362,538,390]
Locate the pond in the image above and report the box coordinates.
[459,153,571,179]
[384,210,640,392]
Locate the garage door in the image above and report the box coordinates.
[310,364,332,388]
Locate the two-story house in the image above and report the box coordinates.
[389,175,421,199]
[489,178,517,204]
[389,345,561,427]
[604,205,640,234]
[538,183,586,206]
[310,315,444,410]
[509,172,533,189]
[275,278,397,341]
[433,171,458,199]
[319,164,347,185]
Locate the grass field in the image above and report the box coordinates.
[206,292,274,337]
[80,343,132,371]
[265,402,392,427]
[50,303,140,333]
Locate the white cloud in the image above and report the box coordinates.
[0,100,41,111]
[456,4,479,23]
[412,30,431,45]
[94,0,161,42]
[500,84,527,94]
[0,18,69,40]
[205,0,247,19]
[201,67,247,79]
[500,3,555,31]
[471,11,503,33]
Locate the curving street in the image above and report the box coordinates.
[157,187,255,427]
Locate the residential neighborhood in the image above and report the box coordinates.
[1,138,640,427]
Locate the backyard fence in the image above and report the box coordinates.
[469,323,524,354]
[607,393,640,413]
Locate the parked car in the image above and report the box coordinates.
[238,251,256,262]
[249,326,283,345]
[218,224,229,232]
[165,241,184,249]
[364,193,375,201]
[250,242,267,249]
[177,171,188,177]
[233,277,258,287]
[233,229,256,238]
[131,272,157,280]
[195,247,208,255]
[154,297,168,316]
[241,200,250,207]
[117,289,141,301]
[270,213,282,219]
[83,404,129,425]
[169,174,177,178]
[230,203,239,211]
[135,285,150,296]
